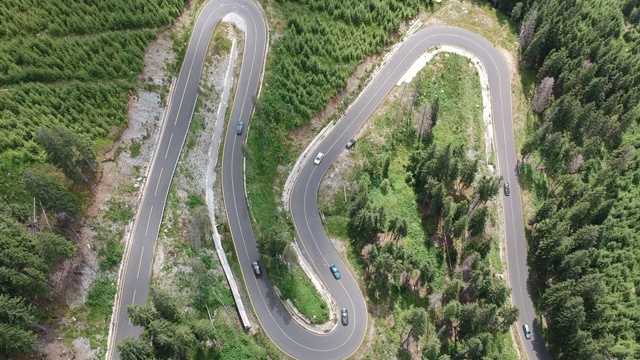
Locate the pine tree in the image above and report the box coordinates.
[23,169,80,216]
[468,206,489,238]
[35,126,96,184]
[0,322,36,355]
[400,307,428,348]
[117,336,155,360]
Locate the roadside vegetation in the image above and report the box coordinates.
[0,0,186,357]
[116,31,280,359]
[247,0,437,326]
[2,0,639,358]
[252,0,640,357]
[495,0,640,358]
[321,53,518,359]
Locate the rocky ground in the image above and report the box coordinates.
[37,1,214,358]
[36,0,522,358]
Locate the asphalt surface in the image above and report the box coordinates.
[108,1,266,359]
[108,0,551,357]
[288,27,551,360]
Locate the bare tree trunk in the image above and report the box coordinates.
[396,84,407,133]
[519,9,538,49]
[532,76,555,113]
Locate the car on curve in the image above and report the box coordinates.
[329,264,341,279]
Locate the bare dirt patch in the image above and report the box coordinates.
[153,42,234,297]
[36,2,200,357]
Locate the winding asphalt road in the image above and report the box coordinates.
[290,26,551,360]
[108,1,266,359]
[108,0,550,358]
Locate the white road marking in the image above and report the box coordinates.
[144,206,153,237]
[129,289,137,325]
[137,247,145,279]
[154,168,164,196]
[164,132,174,159]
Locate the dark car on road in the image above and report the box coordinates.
[504,182,510,196]
[252,260,261,277]
[341,308,348,326]
[329,264,341,279]
[237,121,245,135]
[345,138,356,149]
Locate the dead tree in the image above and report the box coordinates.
[532,76,555,113]
[519,9,538,49]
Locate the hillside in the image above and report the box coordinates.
[0,0,186,357]
[501,0,640,358]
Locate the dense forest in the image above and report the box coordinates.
[0,0,185,356]
[2,0,639,357]
[118,289,268,360]
[250,0,640,358]
[248,0,434,234]
[0,0,184,36]
[495,0,640,358]
[345,104,519,358]
[301,48,519,357]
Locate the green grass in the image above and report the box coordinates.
[432,0,519,53]
[99,238,124,271]
[266,259,329,324]
[129,141,141,158]
[418,53,485,155]
[186,111,205,151]
[212,26,233,56]
[186,193,205,209]
[319,182,351,239]
[92,221,125,271]
[86,279,117,323]
[488,208,505,274]
[62,278,116,355]
[105,198,134,223]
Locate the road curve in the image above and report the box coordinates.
[288,26,552,360]
[108,1,266,359]
[108,0,551,357]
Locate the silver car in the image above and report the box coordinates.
[345,138,356,149]
[341,308,348,326]
[252,261,261,277]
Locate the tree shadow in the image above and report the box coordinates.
[517,162,548,198]
[396,344,414,360]
[520,66,538,99]
[421,215,446,267]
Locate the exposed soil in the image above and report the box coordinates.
[36,2,197,359]
[153,24,240,298]
[34,0,527,358]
